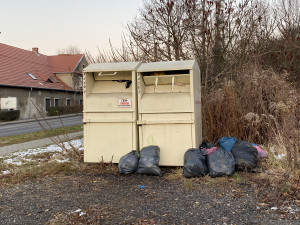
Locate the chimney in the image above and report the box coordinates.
[32,47,39,54]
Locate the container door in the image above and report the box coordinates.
[140,123,193,166]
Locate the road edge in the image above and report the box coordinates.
[0,113,83,126]
[0,131,83,156]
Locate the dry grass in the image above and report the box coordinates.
[202,64,300,195]
[0,149,86,185]
[0,134,86,186]
[0,147,122,186]
[164,167,183,181]
[202,64,299,171]
[1,161,78,185]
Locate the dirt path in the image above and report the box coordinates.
[0,169,298,225]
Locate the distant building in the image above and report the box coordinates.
[0,43,88,119]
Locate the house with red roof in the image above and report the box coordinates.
[49,54,86,90]
[0,43,88,119]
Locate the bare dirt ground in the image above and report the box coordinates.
[0,167,299,225]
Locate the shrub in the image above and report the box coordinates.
[0,110,20,122]
[202,64,300,171]
[48,105,82,116]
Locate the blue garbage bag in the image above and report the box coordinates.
[218,137,237,151]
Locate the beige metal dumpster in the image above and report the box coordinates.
[137,60,202,166]
[83,62,141,163]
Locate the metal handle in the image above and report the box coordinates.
[98,72,117,76]
[154,77,158,92]
[171,76,175,91]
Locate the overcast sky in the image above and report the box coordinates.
[0,0,140,57]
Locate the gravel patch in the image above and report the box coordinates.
[0,169,299,225]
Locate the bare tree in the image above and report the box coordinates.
[92,0,298,88]
[185,0,275,86]
[265,0,300,87]
[127,0,193,62]
[56,45,82,55]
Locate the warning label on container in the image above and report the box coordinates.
[118,98,132,108]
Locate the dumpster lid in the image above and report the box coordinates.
[137,60,199,72]
[83,62,141,72]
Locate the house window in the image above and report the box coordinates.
[50,76,59,83]
[54,98,60,107]
[66,98,71,106]
[27,72,37,80]
[45,98,51,112]
[79,99,83,106]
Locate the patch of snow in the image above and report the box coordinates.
[269,146,286,160]
[72,209,85,216]
[72,208,85,217]
[72,209,82,213]
[274,153,286,160]
[1,139,83,167]
[281,206,299,214]
[271,207,278,210]
[1,144,62,161]
[4,158,24,165]
[62,139,83,151]
[270,146,275,153]
[1,170,10,175]
[55,159,70,163]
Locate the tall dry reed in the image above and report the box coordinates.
[202,64,299,171]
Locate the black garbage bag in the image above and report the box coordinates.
[231,141,258,170]
[183,148,208,178]
[118,150,139,175]
[208,148,236,178]
[199,141,216,149]
[136,145,162,176]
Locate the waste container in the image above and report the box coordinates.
[137,60,202,166]
[83,62,141,163]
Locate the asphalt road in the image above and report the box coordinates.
[0,115,83,137]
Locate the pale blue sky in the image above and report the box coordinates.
[0,0,141,56]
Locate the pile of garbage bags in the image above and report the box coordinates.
[118,137,267,178]
[183,137,268,178]
[118,145,162,176]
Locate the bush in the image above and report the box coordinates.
[0,110,20,122]
[202,64,300,171]
[48,105,82,117]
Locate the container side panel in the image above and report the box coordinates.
[84,123,88,161]
[132,71,139,150]
[84,72,94,96]
[137,72,145,121]
[193,69,202,147]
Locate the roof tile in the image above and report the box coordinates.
[0,43,84,91]
[49,54,83,73]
